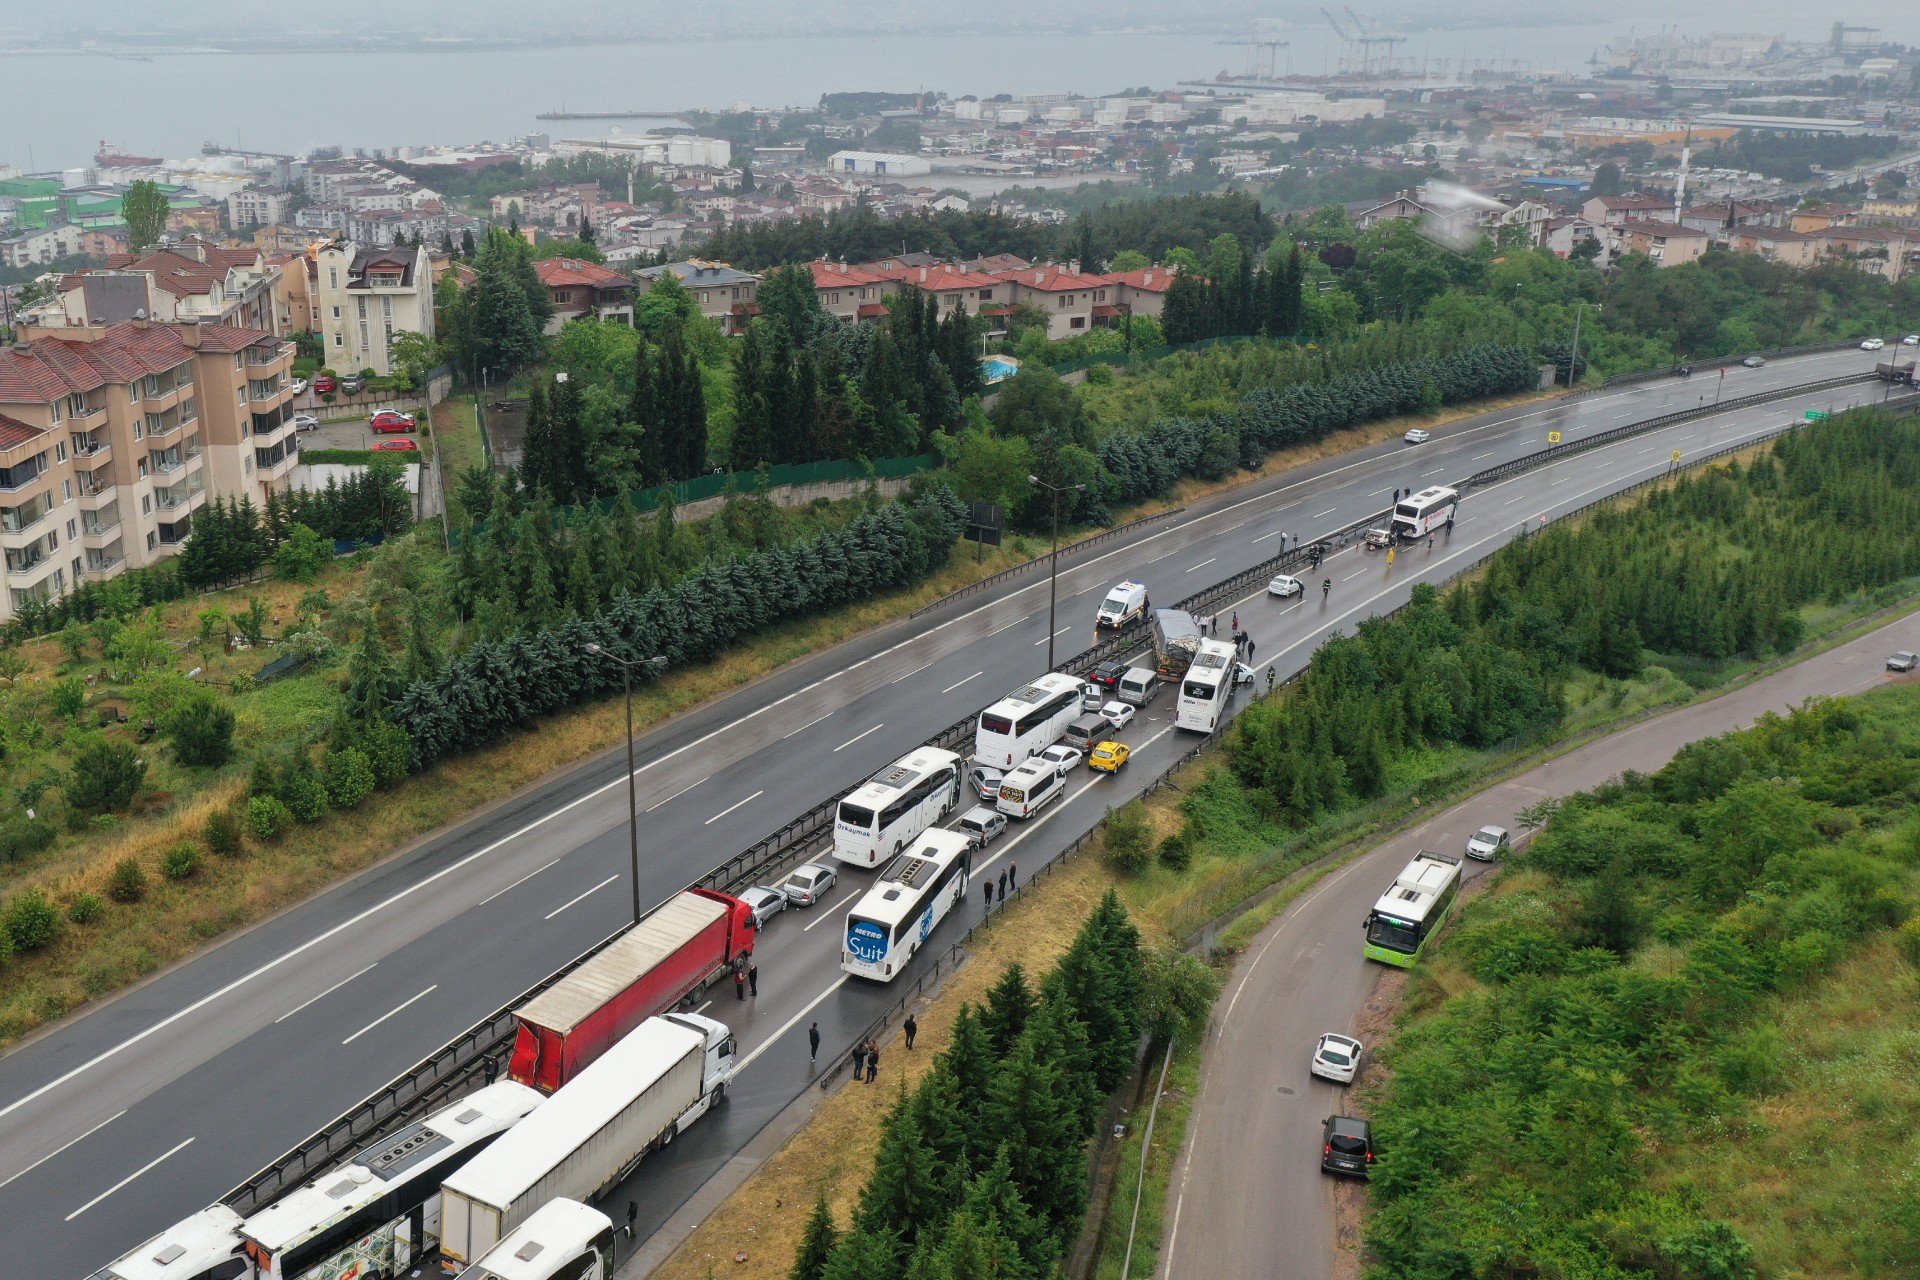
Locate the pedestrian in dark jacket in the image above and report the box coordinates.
[997,869,1007,901]
[904,1015,918,1050]
[747,961,758,997]
[983,880,993,911]
[865,1042,880,1083]
[734,968,746,1000]
[808,1021,820,1063]
[851,1045,866,1082]
[1009,861,1017,888]
[1246,636,1257,660]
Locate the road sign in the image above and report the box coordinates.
[1547,430,1562,444]
[1671,450,1682,462]
[1804,410,1829,421]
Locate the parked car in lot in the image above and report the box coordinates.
[1889,650,1919,673]
[738,885,787,929]
[372,439,420,452]
[340,374,366,394]
[1098,701,1135,732]
[313,374,337,393]
[969,765,1004,801]
[777,863,836,907]
[1862,337,1886,351]
[1403,428,1431,444]
[1310,1033,1363,1084]
[957,805,1007,848]
[1465,825,1510,860]
[1268,573,1303,598]
[291,412,320,431]
[1903,335,1919,345]
[289,377,308,395]
[1321,1115,1374,1177]
[1741,355,1766,368]
[1087,740,1130,773]
[369,409,417,433]
[1038,744,1083,775]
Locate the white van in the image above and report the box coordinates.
[1116,667,1160,707]
[1096,580,1150,628]
[996,759,1064,819]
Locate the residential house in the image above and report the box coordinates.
[1812,226,1911,281]
[1620,220,1709,267]
[803,260,897,321]
[1580,194,1678,228]
[1861,196,1919,221]
[1096,266,1176,322]
[0,224,85,268]
[30,240,285,335]
[1790,203,1857,234]
[0,315,298,615]
[1679,200,1775,242]
[990,264,1112,339]
[1541,215,1609,265]
[634,260,761,335]
[312,241,436,375]
[1728,227,1824,268]
[962,253,1032,275]
[870,263,1004,320]
[533,257,635,332]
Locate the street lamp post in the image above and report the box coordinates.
[1028,474,1085,670]
[583,644,669,924]
[1567,301,1597,389]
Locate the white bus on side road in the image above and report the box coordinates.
[842,830,973,981]
[833,747,963,868]
[1175,639,1240,733]
[1390,486,1459,540]
[973,673,1084,769]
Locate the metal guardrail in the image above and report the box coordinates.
[1599,339,1861,389]
[226,370,1898,1212]
[909,508,1187,619]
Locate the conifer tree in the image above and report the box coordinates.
[789,1191,839,1280]
[980,963,1035,1059]
[852,1091,945,1247]
[519,378,555,496]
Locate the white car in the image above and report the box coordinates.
[1268,573,1303,598]
[1903,335,1919,345]
[1311,1033,1364,1084]
[778,863,836,907]
[289,377,309,395]
[1038,743,1083,775]
[1862,337,1885,350]
[738,885,788,929]
[1404,428,1431,444]
[1889,651,1919,673]
[291,412,320,431]
[1098,700,1136,731]
[1465,825,1510,860]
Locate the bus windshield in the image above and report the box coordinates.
[1367,914,1419,954]
[838,801,876,829]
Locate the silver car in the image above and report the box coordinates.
[957,805,1007,848]
[1888,651,1919,673]
[778,863,837,907]
[739,885,787,929]
[1465,825,1510,861]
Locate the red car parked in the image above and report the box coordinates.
[312,374,337,393]
[369,410,417,434]
[372,439,419,452]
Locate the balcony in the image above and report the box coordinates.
[83,506,121,542]
[4,547,46,575]
[71,434,110,461]
[84,542,124,575]
[158,515,193,546]
[0,504,47,538]
[0,463,43,494]
[155,475,206,512]
[247,342,295,367]
[68,401,106,422]
[144,409,187,439]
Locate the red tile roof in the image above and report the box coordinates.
[855,302,890,318]
[534,257,631,289]
[990,264,1108,292]
[875,264,1001,292]
[804,260,891,289]
[0,321,277,404]
[1098,267,1177,293]
[966,253,1031,274]
[0,412,46,451]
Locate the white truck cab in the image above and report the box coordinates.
[1096,581,1150,628]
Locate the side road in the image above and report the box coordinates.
[1162,608,1920,1280]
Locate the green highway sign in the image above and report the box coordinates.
[1804,410,1830,421]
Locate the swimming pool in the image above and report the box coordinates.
[981,356,1021,384]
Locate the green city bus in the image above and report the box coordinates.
[1363,850,1462,966]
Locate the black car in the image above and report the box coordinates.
[1089,659,1127,689]
[1321,1115,1374,1178]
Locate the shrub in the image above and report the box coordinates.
[66,892,104,925]
[6,890,62,952]
[247,794,292,842]
[1157,828,1193,872]
[169,691,237,767]
[1103,801,1154,875]
[0,816,55,862]
[108,858,148,903]
[247,755,277,798]
[324,748,376,810]
[161,843,202,881]
[361,719,413,788]
[66,735,147,815]
[50,675,86,721]
[273,523,330,583]
[283,769,329,823]
[204,808,244,858]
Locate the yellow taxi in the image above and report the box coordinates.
[1088,740,1131,773]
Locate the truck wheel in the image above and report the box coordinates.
[712,1083,728,1106]
[660,1122,678,1147]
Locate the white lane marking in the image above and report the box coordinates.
[942,671,983,694]
[1421,469,1446,477]
[1503,494,1526,505]
[4,360,1846,1128]
[703,791,764,827]
[737,975,851,1073]
[274,963,378,1023]
[1638,446,1657,454]
[1313,507,1337,518]
[1367,487,1391,496]
[1472,452,1494,460]
[1551,476,1570,485]
[1342,568,1368,581]
[1031,626,1073,646]
[783,713,832,739]
[806,884,866,931]
[545,872,618,919]
[1186,557,1217,573]
[986,616,1026,638]
[1223,521,1245,532]
[834,723,885,752]
[1145,549,1175,564]
[1251,529,1284,543]
[0,1109,125,1191]
[342,986,438,1045]
[65,1137,195,1221]
[644,776,709,813]
[890,658,936,684]
[479,857,563,906]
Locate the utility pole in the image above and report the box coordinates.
[1567,301,1588,389]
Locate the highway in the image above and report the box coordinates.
[1160,605,1920,1280]
[0,345,1887,1277]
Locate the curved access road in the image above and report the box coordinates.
[0,347,1888,1277]
[1160,609,1920,1280]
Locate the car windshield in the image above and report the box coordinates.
[1329,1133,1369,1154]
[1475,828,1503,843]
[1319,1043,1352,1064]
[1102,594,1129,611]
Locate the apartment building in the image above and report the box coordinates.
[0,317,296,618]
[312,241,436,376]
[26,240,286,336]
[1620,220,1710,268]
[533,257,635,332]
[634,260,762,335]
[227,187,294,228]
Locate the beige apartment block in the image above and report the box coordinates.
[313,242,436,376]
[0,318,295,619]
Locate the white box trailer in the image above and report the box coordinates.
[437,1013,734,1271]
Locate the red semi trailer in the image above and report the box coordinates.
[507,887,755,1092]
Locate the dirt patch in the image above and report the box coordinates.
[646,855,1149,1280]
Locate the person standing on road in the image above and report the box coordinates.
[983,880,994,911]
[1210,614,1219,636]
[747,960,759,997]
[625,1201,638,1240]
[1387,547,1396,568]
[1427,534,1435,551]
[734,967,746,1000]
[809,1021,820,1063]
[1322,578,1331,601]
[483,1056,498,1085]
[1246,636,1257,661]
[904,1015,918,1050]
[851,1044,866,1082]
[1230,610,1239,632]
